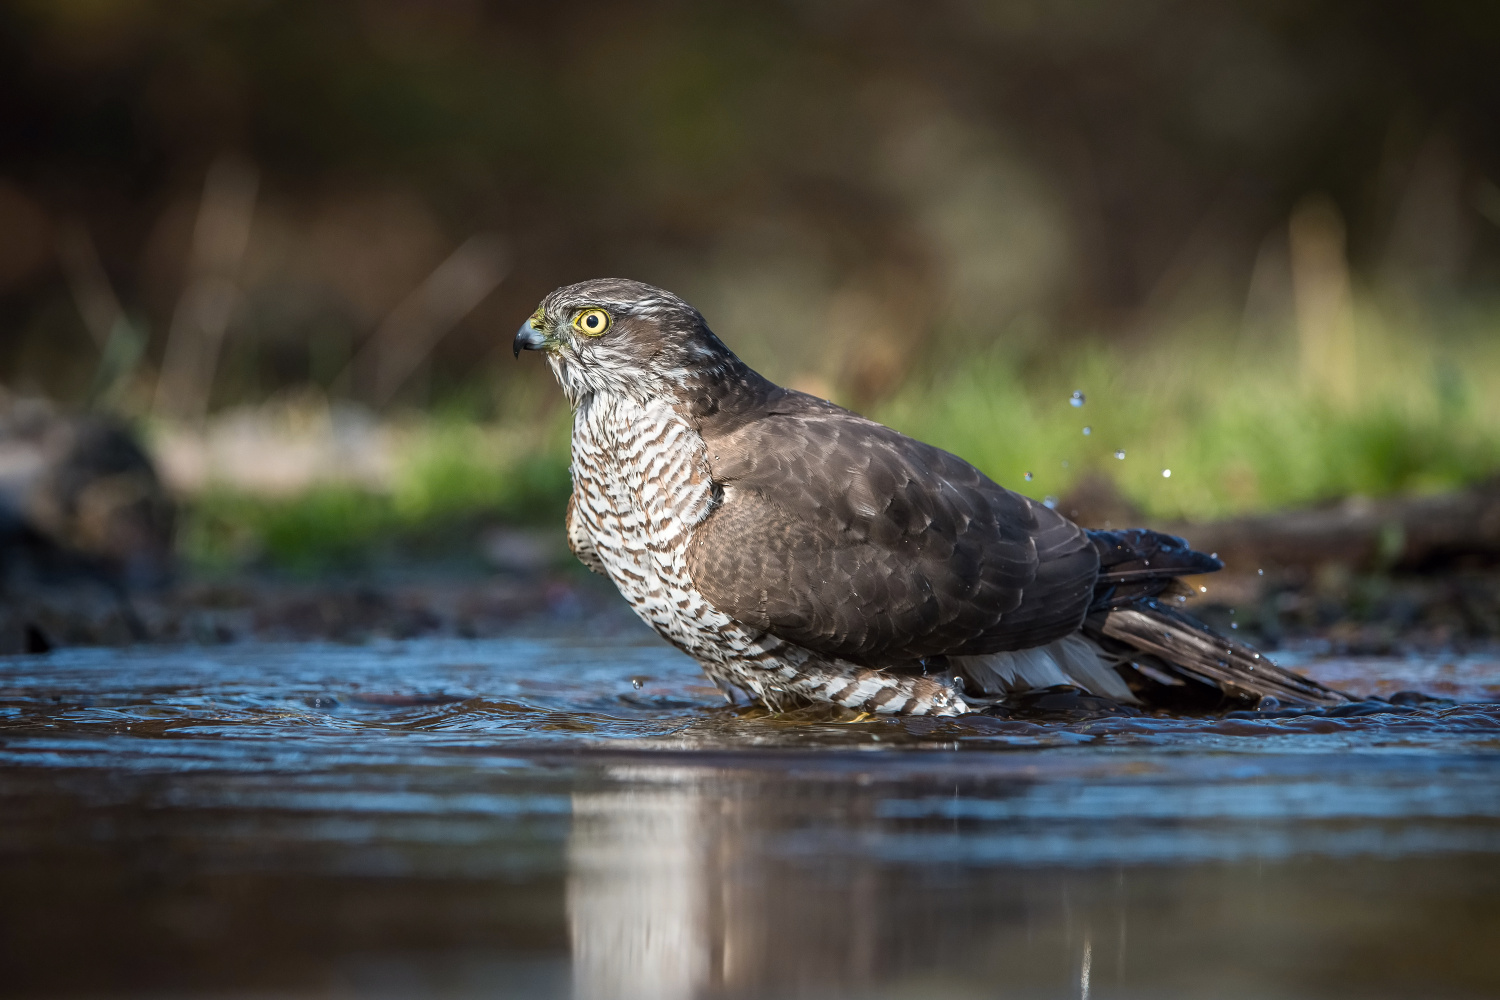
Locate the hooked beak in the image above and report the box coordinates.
[513,318,550,358]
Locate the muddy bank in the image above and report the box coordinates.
[7,524,1500,657]
[2,555,649,654]
[6,540,1498,658]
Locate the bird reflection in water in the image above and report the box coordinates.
[565,765,1080,1000]
[566,768,889,1000]
[568,773,714,1000]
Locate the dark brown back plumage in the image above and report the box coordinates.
[685,378,1099,664]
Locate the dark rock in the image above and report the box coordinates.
[0,393,174,652]
[0,393,174,584]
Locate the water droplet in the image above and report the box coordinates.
[1043,495,1059,509]
[1210,552,1218,559]
[1257,568,1264,576]
[1258,696,1280,711]
[1230,622,1239,629]
[1199,585,1207,593]
[630,677,645,690]
[1162,468,1172,478]
[1061,459,1070,468]
[1082,426,1091,436]
[1252,652,1261,659]
[1070,390,1085,407]
[1114,449,1126,460]
[1024,471,1034,481]
[1229,608,1236,615]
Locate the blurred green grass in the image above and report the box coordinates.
[180,418,573,575]
[178,308,1500,573]
[879,306,1500,521]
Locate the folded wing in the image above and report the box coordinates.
[686,391,1098,664]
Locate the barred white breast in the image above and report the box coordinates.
[568,392,741,661]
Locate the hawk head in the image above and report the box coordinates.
[514,278,737,405]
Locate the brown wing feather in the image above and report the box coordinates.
[685,390,1098,664]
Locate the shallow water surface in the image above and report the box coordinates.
[1,635,1498,999]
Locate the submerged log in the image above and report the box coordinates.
[1161,480,1500,573]
[1060,471,1500,574]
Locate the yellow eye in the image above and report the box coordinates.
[572,308,612,337]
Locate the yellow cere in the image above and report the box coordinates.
[572,308,611,337]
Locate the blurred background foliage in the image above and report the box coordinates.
[2,0,1499,569]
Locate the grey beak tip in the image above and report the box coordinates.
[514,319,545,359]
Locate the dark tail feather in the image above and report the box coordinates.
[1083,527,1347,708]
[1087,528,1223,608]
[1084,598,1349,708]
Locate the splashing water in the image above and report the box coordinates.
[1070,391,1086,407]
